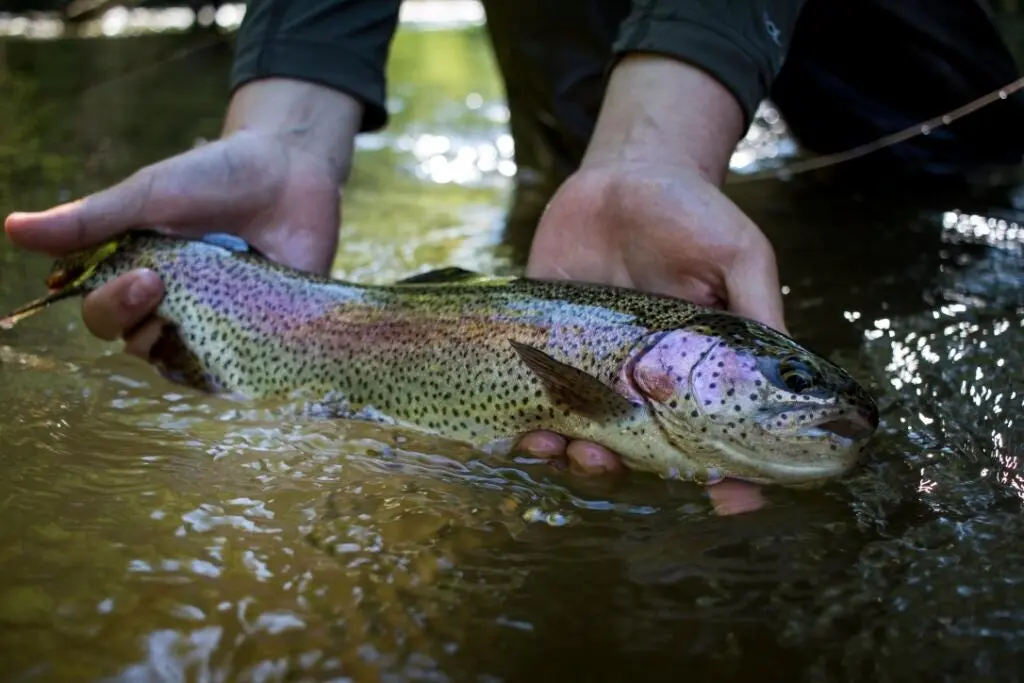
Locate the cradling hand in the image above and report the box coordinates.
[508,53,787,514]
[5,78,361,362]
[519,162,786,515]
[4,130,343,360]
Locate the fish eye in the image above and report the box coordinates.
[778,356,819,393]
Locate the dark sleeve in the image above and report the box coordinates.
[230,0,402,132]
[611,0,808,128]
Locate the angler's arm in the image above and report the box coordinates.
[225,0,403,184]
[584,0,809,185]
[529,0,808,325]
[524,0,808,512]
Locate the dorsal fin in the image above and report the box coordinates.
[395,267,512,286]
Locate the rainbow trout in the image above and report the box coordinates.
[1,231,879,487]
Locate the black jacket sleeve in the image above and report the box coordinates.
[230,0,402,132]
[611,0,808,127]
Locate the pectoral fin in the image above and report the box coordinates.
[509,340,638,421]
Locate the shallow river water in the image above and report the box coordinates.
[2,6,1024,682]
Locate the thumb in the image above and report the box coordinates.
[4,140,247,255]
[725,245,790,336]
[5,168,159,256]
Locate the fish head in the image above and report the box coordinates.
[629,313,878,486]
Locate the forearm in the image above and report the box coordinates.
[589,0,808,185]
[221,0,403,186]
[582,55,745,186]
[230,0,402,134]
[222,77,363,185]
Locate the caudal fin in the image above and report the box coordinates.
[0,287,84,330]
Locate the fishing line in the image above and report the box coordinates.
[76,34,226,96]
[727,76,1024,185]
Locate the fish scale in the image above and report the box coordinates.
[0,231,880,488]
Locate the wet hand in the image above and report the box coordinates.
[518,163,786,515]
[527,163,787,326]
[4,130,343,360]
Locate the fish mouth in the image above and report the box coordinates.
[700,406,878,486]
[795,408,878,443]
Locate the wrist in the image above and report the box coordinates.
[222,77,363,186]
[581,54,745,186]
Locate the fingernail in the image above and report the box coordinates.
[127,270,160,308]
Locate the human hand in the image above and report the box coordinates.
[526,163,786,327]
[519,163,783,513]
[513,55,786,514]
[4,78,360,361]
[4,130,342,358]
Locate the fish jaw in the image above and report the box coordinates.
[680,433,858,486]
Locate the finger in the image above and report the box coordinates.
[516,430,569,458]
[725,239,790,335]
[123,319,167,361]
[81,269,164,341]
[565,440,625,476]
[706,480,767,515]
